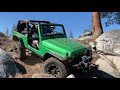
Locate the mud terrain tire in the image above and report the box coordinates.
[43,57,69,78]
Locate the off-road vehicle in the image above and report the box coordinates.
[12,20,92,78]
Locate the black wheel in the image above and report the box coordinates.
[13,41,26,60]
[43,57,69,78]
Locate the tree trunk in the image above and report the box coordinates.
[92,12,103,40]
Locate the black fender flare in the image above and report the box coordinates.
[12,35,19,41]
[13,36,25,47]
[19,39,25,47]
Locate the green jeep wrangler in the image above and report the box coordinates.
[12,20,92,78]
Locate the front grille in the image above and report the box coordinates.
[72,55,82,65]
[71,49,87,65]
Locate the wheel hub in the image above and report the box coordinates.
[47,64,60,77]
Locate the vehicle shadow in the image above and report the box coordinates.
[72,65,115,78]
[22,52,43,66]
[89,65,115,78]
[15,62,27,74]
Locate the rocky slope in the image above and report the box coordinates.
[0,48,20,78]
[0,32,45,78]
[77,30,120,78]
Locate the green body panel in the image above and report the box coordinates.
[42,38,87,57]
[12,21,88,63]
[13,30,46,57]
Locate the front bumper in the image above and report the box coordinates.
[71,55,92,71]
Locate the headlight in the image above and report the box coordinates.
[71,52,75,59]
[85,49,89,56]
[66,52,68,56]
[85,49,92,56]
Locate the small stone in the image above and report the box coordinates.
[66,74,75,78]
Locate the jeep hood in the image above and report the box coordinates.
[42,38,87,52]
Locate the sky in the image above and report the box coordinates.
[0,12,120,39]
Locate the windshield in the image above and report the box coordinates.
[41,24,65,36]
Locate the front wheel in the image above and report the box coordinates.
[42,57,69,78]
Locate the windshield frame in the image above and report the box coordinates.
[40,24,67,37]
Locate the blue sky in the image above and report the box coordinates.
[0,12,120,39]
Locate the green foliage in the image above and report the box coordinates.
[10,24,16,37]
[4,27,9,36]
[12,24,16,32]
[101,12,120,27]
[69,31,74,39]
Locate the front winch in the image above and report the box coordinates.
[72,56,92,72]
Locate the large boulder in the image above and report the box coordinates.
[96,30,120,56]
[0,48,20,78]
[95,54,120,78]
[0,32,6,37]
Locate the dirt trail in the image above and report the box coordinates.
[11,50,43,78]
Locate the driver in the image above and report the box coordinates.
[50,26,55,30]
[47,26,55,34]
[32,25,39,49]
[42,25,55,35]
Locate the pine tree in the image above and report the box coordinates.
[69,31,74,39]
[4,27,9,36]
[9,24,16,37]
[92,12,120,40]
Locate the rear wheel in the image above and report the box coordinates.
[13,41,26,60]
[43,57,69,78]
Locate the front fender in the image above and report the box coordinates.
[48,52,68,61]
